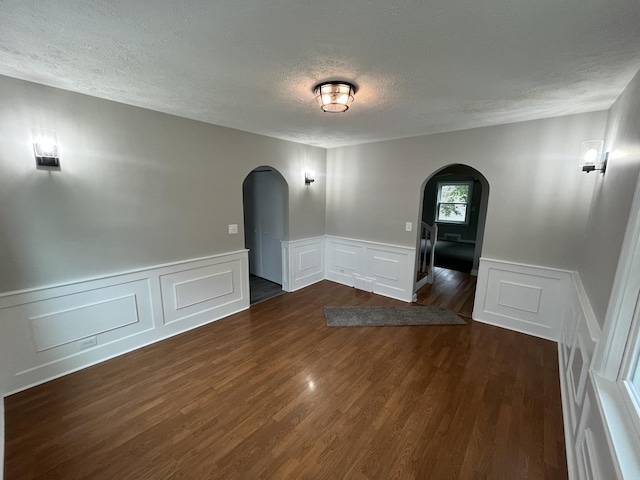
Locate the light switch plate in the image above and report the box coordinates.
[228,224,238,234]
[405,222,412,232]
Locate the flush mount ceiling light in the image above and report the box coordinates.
[314,82,356,113]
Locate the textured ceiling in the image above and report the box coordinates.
[1,0,640,148]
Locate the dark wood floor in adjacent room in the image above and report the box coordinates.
[249,274,285,305]
[4,270,568,479]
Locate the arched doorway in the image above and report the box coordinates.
[415,164,489,295]
[242,166,289,304]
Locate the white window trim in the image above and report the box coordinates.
[435,181,473,225]
[591,373,640,479]
[594,172,640,380]
[620,295,640,434]
[591,171,640,477]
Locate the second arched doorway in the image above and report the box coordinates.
[242,166,289,304]
[415,164,489,294]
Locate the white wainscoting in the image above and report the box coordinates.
[473,258,573,341]
[474,261,629,478]
[556,272,632,480]
[0,250,249,396]
[160,262,244,326]
[325,236,415,302]
[573,376,623,479]
[558,273,603,479]
[281,237,325,292]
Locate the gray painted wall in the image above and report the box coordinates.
[0,75,326,293]
[326,111,608,271]
[579,69,640,327]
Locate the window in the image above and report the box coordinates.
[623,308,640,417]
[630,357,640,405]
[596,184,640,470]
[583,181,640,478]
[436,181,472,224]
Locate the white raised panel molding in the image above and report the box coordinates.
[30,294,141,352]
[473,258,572,341]
[281,237,325,292]
[325,236,415,302]
[160,263,243,325]
[556,271,640,479]
[0,250,249,396]
[576,376,624,479]
[353,277,374,292]
[325,238,363,286]
[475,257,636,478]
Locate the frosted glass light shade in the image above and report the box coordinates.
[32,128,60,167]
[580,140,606,173]
[314,82,355,113]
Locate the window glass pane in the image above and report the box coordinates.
[628,362,640,418]
[440,184,469,204]
[626,303,640,406]
[632,360,640,392]
[436,183,471,223]
[438,203,466,222]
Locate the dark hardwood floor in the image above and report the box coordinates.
[415,267,477,317]
[4,276,567,479]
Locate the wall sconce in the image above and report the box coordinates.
[580,140,607,174]
[32,129,60,167]
[305,170,315,185]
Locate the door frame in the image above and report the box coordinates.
[414,164,490,294]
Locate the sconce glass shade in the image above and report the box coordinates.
[314,82,355,113]
[32,129,60,167]
[580,140,605,173]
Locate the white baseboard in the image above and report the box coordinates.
[0,250,250,397]
[414,274,430,291]
[325,236,415,302]
[472,258,572,341]
[282,237,325,292]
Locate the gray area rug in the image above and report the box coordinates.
[324,305,466,327]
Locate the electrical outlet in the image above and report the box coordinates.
[405,222,412,232]
[79,336,97,350]
[228,224,238,234]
